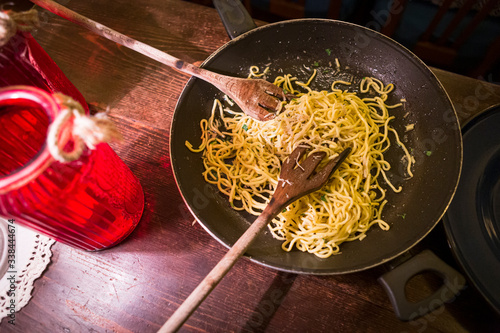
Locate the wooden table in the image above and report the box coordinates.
[2,0,500,332]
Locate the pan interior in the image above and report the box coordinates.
[170,20,462,274]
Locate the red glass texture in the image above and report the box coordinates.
[1,31,88,112]
[0,87,144,250]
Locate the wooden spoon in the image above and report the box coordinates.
[159,145,351,332]
[30,0,285,121]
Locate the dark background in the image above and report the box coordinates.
[186,0,500,84]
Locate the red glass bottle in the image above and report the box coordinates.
[0,86,144,250]
[1,28,89,112]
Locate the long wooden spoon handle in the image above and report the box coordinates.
[159,147,351,332]
[158,203,279,333]
[30,0,221,84]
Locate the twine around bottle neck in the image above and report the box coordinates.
[47,93,123,163]
[0,8,39,47]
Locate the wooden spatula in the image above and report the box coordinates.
[30,0,285,121]
[159,145,351,332]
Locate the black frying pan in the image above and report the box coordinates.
[169,5,462,276]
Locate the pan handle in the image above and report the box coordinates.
[378,250,466,321]
[213,0,257,39]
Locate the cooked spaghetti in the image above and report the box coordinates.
[186,66,413,258]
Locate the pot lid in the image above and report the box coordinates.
[444,105,500,313]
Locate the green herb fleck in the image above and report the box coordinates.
[313,61,319,67]
[325,48,332,56]
[320,195,327,202]
[425,150,432,156]
[399,213,406,219]
[282,209,287,213]
[283,89,289,94]
[242,124,248,131]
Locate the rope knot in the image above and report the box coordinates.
[48,93,123,163]
[0,8,39,47]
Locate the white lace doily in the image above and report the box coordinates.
[0,218,55,320]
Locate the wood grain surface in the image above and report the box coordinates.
[1,0,500,332]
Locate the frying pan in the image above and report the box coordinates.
[169,0,463,319]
